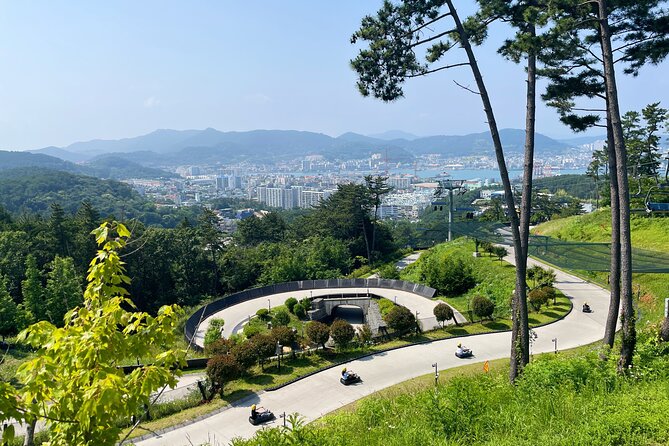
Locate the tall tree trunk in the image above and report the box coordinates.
[445,0,529,382]
[514,22,537,381]
[23,415,36,446]
[604,115,621,348]
[597,0,635,372]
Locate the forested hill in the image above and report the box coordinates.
[0,150,176,180]
[0,167,158,221]
[0,150,82,173]
[530,174,597,199]
[85,155,179,179]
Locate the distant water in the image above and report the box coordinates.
[392,167,586,181]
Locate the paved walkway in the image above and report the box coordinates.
[135,252,612,446]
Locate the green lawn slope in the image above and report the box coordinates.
[533,209,669,323]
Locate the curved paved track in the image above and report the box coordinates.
[195,252,464,346]
[136,251,612,446]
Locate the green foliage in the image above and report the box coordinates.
[403,240,515,318]
[233,348,669,446]
[0,277,19,340]
[21,255,44,323]
[0,230,29,299]
[206,355,241,395]
[294,303,307,319]
[13,222,185,446]
[206,337,235,357]
[528,288,549,312]
[285,297,299,314]
[236,212,287,246]
[492,246,508,263]
[377,298,395,317]
[329,319,355,349]
[356,324,373,346]
[471,295,495,320]
[527,265,556,289]
[0,167,160,222]
[306,321,330,348]
[203,318,225,349]
[271,326,297,347]
[421,250,476,296]
[231,342,257,371]
[250,333,276,368]
[377,263,400,279]
[433,302,455,327]
[243,323,264,339]
[273,309,291,327]
[383,305,416,334]
[256,308,270,321]
[44,256,83,326]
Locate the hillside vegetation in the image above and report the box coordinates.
[533,209,669,323]
[533,208,669,250]
[234,330,669,446]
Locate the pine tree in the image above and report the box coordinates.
[44,256,82,326]
[0,276,19,341]
[21,255,45,323]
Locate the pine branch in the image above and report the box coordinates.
[612,34,659,54]
[408,12,452,35]
[453,79,480,95]
[407,62,469,77]
[410,28,457,48]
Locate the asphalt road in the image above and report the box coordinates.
[135,251,612,446]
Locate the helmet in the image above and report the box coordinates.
[342,367,347,373]
[251,404,256,410]
[457,343,462,348]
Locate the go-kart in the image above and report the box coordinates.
[249,409,275,425]
[455,349,474,359]
[340,372,362,385]
[582,305,593,313]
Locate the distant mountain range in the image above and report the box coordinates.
[26,128,584,167]
[0,150,176,180]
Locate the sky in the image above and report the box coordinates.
[1,1,668,150]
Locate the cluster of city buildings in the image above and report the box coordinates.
[122,149,591,227]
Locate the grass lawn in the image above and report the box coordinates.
[533,209,669,325]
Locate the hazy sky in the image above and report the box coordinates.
[1,1,667,150]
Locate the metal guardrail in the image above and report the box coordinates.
[184,279,437,350]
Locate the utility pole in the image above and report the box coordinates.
[433,179,465,241]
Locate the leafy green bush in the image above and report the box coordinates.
[205,337,235,357]
[471,295,495,320]
[256,308,270,321]
[249,333,275,369]
[433,302,455,327]
[231,341,257,371]
[294,303,307,319]
[377,297,395,316]
[378,264,400,279]
[383,305,416,334]
[271,326,296,347]
[423,253,476,296]
[330,319,355,349]
[243,323,263,339]
[203,318,225,349]
[285,297,298,313]
[528,288,549,311]
[206,354,241,395]
[306,321,330,348]
[356,324,373,346]
[273,309,291,326]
